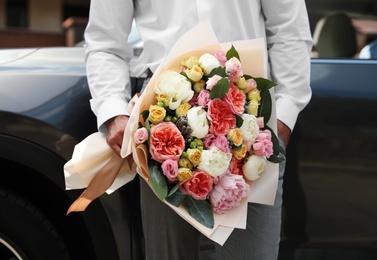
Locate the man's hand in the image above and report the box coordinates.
[105,115,129,157]
[277,120,291,148]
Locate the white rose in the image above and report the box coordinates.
[198,146,232,177]
[239,114,259,143]
[187,106,209,139]
[199,53,221,76]
[242,155,267,181]
[154,70,194,110]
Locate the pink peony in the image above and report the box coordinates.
[224,83,246,115]
[207,99,236,136]
[134,127,148,144]
[180,169,213,200]
[209,173,250,214]
[149,122,185,163]
[225,57,243,82]
[161,159,178,182]
[253,129,273,158]
[203,134,230,154]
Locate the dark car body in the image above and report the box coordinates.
[1,49,377,259]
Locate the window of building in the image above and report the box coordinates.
[6,0,28,28]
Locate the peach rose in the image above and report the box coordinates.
[149,122,185,163]
[224,83,245,115]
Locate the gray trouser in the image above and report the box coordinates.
[140,145,285,260]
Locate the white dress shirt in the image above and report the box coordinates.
[85,0,313,133]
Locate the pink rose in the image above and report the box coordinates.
[214,50,227,66]
[189,92,199,106]
[180,169,213,200]
[209,173,250,214]
[224,83,245,115]
[161,159,178,182]
[149,122,185,163]
[206,75,222,90]
[134,127,148,144]
[197,90,211,108]
[203,134,230,154]
[207,99,236,136]
[253,129,273,158]
[243,78,258,94]
[225,57,243,82]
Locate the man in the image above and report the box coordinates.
[84,1,312,259]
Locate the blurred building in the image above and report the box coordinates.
[0,0,89,48]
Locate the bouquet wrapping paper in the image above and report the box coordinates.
[64,21,279,245]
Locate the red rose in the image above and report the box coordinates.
[207,99,236,135]
[180,170,213,200]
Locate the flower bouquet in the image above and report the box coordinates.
[64,21,283,245]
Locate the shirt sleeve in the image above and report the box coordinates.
[261,0,313,131]
[84,0,135,133]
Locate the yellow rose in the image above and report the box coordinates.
[179,158,193,169]
[181,56,199,69]
[187,148,202,166]
[156,94,170,107]
[193,80,205,93]
[185,65,204,82]
[247,100,259,116]
[177,168,193,182]
[236,77,248,90]
[176,102,191,117]
[247,88,261,102]
[227,128,243,147]
[148,105,166,124]
[231,144,247,160]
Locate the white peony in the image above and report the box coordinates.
[239,114,259,143]
[242,155,267,181]
[198,146,232,177]
[187,106,209,139]
[198,53,221,76]
[154,70,194,110]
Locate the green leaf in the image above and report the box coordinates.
[208,66,226,78]
[149,163,168,200]
[209,78,229,99]
[141,110,149,122]
[236,114,244,128]
[183,197,214,229]
[254,77,277,90]
[258,88,272,124]
[226,44,240,61]
[165,189,186,207]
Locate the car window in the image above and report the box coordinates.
[306,0,377,59]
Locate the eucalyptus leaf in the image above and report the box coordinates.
[149,163,168,200]
[226,44,240,61]
[183,197,214,229]
[165,189,186,207]
[209,78,229,99]
[258,88,272,124]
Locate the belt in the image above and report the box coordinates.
[131,68,153,96]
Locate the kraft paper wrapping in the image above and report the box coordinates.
[64,20,279,245]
